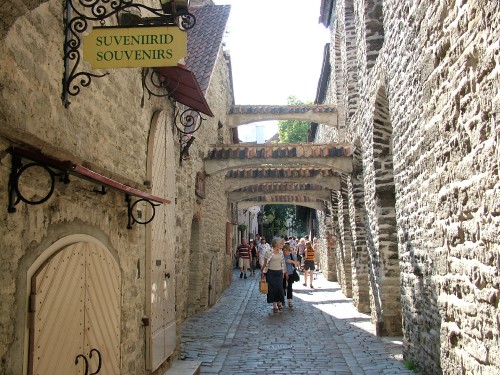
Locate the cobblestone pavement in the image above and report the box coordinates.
[180,269,416,375]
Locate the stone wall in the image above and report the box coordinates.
[387,1,498,372]
[316,0,499,373]
[0,1,234,374]
[175,46,234,320]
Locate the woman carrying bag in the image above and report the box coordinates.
[261,238,287,313]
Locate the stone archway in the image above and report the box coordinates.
[369,85,401,336]
[348,141,371,313]
[204,143,353,227]
[227,105,338,127]
[187,217,202,315]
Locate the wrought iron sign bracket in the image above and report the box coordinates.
[141,69,206,140]
[173,100,206,166]
[179,134,195,165]
[7,147,169,229]
[62,0,196,107]
[141,68,180,103]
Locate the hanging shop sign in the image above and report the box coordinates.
[83,26,187,69]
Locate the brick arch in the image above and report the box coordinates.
[229,189,331,202]
[345,0,360,123]
[354,0,385,104]
[363,0,385,71]
[224,167,341,192]
[348,138,371,313]
[227,105,338,127]
[238,199,324,212]
[187,218,203,313]
[368,84,401,336]
[204,143,354,176]
[225,177,341,192]
[333,13,347,141]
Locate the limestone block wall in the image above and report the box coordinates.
[317,207,339,281]
[341,186,354,297]
[347,172,371,313]
[0,1,235,374]
[317,0,499,373]
[174,45,234,320]
[0,2,160,373]
[383,1,500,373]
[0,158,149,375]
[316,0,375,318]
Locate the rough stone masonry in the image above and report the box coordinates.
[315,0,499,374]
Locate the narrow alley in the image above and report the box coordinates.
[180,269,416,374]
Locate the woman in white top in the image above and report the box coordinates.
[261,238,287,313]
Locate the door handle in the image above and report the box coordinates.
[75,348,102,375]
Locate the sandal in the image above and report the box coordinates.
[278,304,283,312]
[310,285,314,289]
[273,305,278,313]
[288,301,293,308]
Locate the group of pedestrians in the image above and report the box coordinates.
[260,236,318,313]
[236,234,319,313]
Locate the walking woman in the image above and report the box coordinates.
[283,242,300,307]
[249,239,257,275]
[261,238,287,313]
[303,241,316,288]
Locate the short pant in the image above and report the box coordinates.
[303,260,315,271]
[239,258,251,270]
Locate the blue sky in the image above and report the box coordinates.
[212,0,330,141]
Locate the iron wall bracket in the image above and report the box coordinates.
[8,154,70,213]
[125,194,160,229]
[7,148,167,229]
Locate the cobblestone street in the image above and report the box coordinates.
[180,270,416,374]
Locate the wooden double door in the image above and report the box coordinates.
[28,241,121,375]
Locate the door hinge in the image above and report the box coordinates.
[28,293,36,329]
[28,312,35,329]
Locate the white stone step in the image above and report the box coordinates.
[163,360,201,375]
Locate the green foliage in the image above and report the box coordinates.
[261,205,307,237]
[237,224,247,232]
[403,361,418,373]
[263,205,294,232]
[278,96,311,143]
[287,215,306,235]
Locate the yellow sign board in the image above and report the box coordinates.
[83,26,187,69]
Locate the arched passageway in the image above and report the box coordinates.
[366,86,401,336]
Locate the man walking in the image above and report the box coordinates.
[236,238,252,279]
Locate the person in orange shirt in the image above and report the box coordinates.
[302,241,315,288]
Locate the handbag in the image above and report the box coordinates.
[259,280,268,294]
[292,269,300,282]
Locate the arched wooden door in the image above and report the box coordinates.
[28,241,121,375]
[146,111,177,370]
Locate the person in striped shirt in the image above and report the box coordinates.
[237,238,252,279]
